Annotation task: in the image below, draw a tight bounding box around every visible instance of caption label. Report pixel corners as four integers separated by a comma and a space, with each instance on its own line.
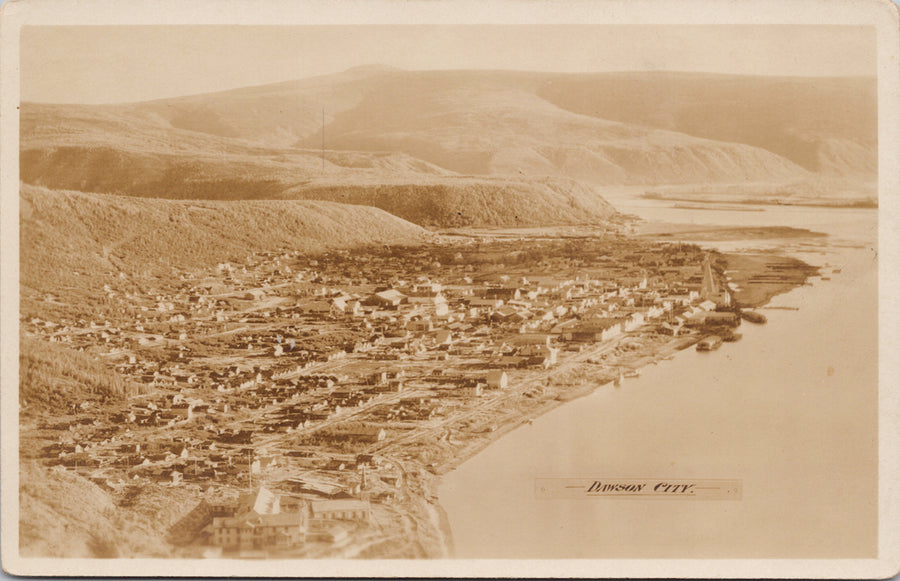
535, 478, 742, 500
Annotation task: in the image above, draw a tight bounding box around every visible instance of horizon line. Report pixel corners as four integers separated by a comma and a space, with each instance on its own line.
20, 65, 878, 107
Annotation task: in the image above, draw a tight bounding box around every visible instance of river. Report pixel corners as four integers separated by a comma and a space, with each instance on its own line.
439, 194, 878, 559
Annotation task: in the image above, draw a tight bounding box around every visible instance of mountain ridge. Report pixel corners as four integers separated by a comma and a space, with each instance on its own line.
20, 67, 877, 221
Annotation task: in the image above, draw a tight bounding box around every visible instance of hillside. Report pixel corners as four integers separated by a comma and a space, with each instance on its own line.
19, 104, 619, 227
291, 71, 812, 185
19, 336, 148, 415
20, 184, 431, 293
19, 67, 877, 214
281, 175, 618, 227
535, 71, 877, 179
117, 68, 876, 182
19, 461, 197, 558
19, 103, 454, 198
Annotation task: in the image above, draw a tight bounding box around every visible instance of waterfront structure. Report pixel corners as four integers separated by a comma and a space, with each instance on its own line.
701, 255, 732, 307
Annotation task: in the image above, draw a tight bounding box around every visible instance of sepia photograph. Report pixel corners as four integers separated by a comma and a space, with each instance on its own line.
1, 0, 898, 577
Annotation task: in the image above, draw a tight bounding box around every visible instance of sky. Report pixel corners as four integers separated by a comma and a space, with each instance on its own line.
20, 24, 877, 104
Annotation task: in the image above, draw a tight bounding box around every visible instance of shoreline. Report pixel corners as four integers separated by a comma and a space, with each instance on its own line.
419, 333, 707, 556
641, 193, 878, 210
422, 251, 813, 558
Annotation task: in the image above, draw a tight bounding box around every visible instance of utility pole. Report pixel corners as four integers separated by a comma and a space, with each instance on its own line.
321, 109, 325, 171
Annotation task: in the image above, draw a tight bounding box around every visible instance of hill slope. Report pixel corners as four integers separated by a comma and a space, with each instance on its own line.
535, 71, 876, 179
292, 71, 812, 184
281, 175, 618, 227
20, 184, 431, 293
20, 67, 876, 215
20, 104, 620, 227
120, 67, 876, 181
20, 336, 148, 415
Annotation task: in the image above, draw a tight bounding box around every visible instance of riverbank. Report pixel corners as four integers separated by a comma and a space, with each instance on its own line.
438, 232, 877, 561
722, 253, 820, 307
635, 223, 827, 241
414, 250, 811, 557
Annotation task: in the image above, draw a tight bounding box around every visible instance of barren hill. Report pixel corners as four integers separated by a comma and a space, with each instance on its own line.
20, 104, 619, 227
291, 70, 813, 184
20, 67, 877, 216
536, 71, 876, 179
280, 175, 618, 227
117, 67, 875, 182
82, 68, 876, 180
20, 184, 431, 293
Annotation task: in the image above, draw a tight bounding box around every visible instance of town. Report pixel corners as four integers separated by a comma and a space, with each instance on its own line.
20, 234, 745, 558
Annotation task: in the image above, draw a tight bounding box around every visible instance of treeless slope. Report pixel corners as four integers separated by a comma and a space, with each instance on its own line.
52, 67, 869, 182
21, 68, 875, 213
20, 184, 431, 292
137, 64, 400, 147
283, 175, 618, 228
20, 103, 454, 199
19, 104, 621, 228
536, 71, 876, 179
104, 67, 873, 181
295, 72, 811, 185
20, 461, 199, 558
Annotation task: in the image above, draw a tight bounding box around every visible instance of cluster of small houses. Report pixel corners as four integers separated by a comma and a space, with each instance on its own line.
29, 246, 741, 551
36, 249, 735, 468
24, 243, 726, 361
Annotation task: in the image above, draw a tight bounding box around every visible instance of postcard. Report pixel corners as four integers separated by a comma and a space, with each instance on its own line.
1, 0, 898, 577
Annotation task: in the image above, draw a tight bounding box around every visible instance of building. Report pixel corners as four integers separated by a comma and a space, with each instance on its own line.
369, 289, 405, 308
482, 287, 521, 301
467, 297, 504, 309
406, 290, 447, 307
211, 512, 306, 551
210, 487, 306, 551
486, 370, 509, 389
491, 305, 527, 323
310, 499, 372, 522
460, 383, 484, 397
302, 300, 334, 315
433, 329, 453, 346
407, 319, 434, 333
566, 318, 624, 343
510, 334, 551, 347
685, 311, 740, 327
523, 345, 558, 367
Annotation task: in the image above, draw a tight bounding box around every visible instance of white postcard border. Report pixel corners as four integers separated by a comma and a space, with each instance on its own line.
1, 0, 898, 577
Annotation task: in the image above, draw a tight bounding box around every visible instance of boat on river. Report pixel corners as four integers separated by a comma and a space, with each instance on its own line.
741, 310, 767, 324
696, 335, 723, 351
